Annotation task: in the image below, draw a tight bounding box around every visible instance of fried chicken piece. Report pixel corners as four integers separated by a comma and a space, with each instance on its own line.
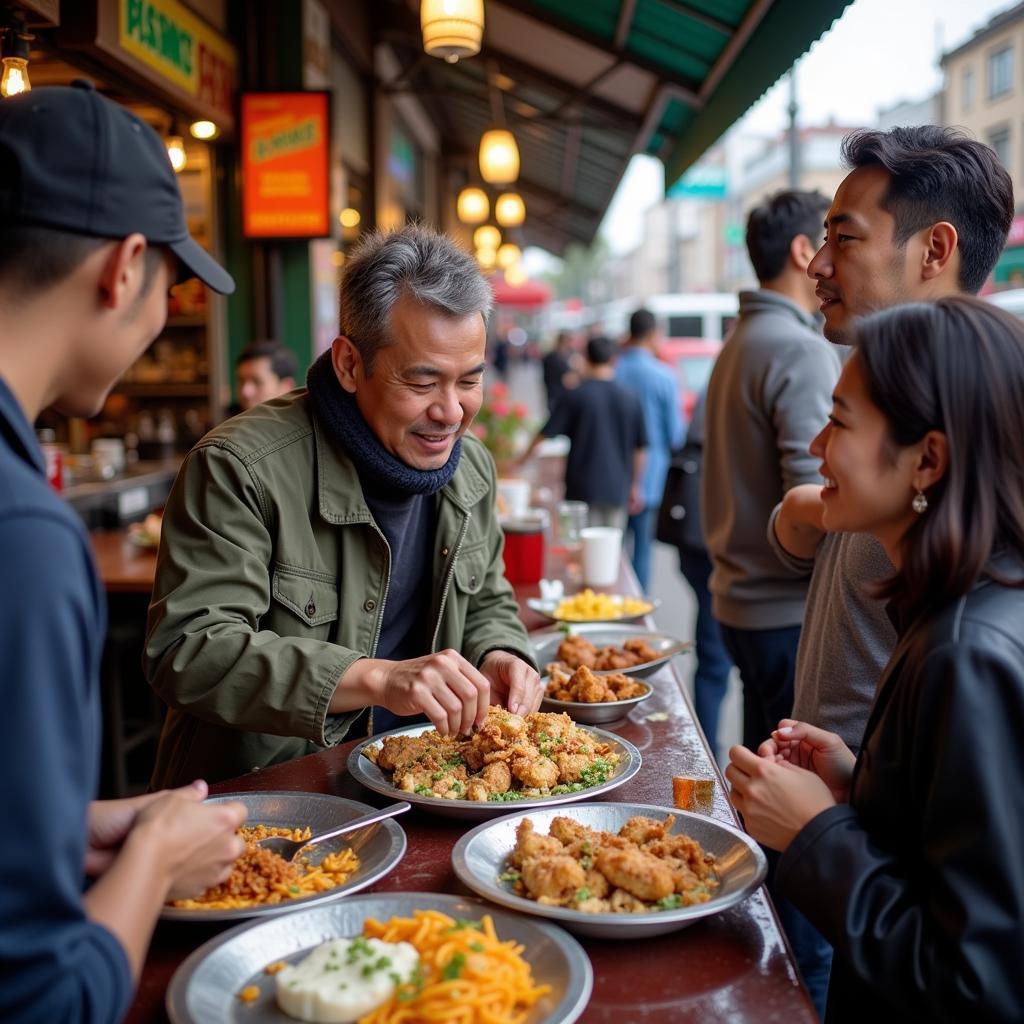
465, 780, 490, 802
471, 706, 528, 753
609, 887, 648, 913
553, 751, 594, 783
508, 819, 563, 869
520, 855, 586, 904
511, 754, 559, 790
373, 735, 434, 772
619, 814, 675, 847
624, 638, 658, 662
480, 760, 512, 794
548, 816, 597, 847
526, 711, 574, 742
594, 846, 675, 902
556, 636, 597, 669
572, 665, 612, 703
592, 646, 639, 671
605, 674, 648, 700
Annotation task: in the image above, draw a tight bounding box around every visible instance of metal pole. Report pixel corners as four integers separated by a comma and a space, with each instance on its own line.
787, 67, 801, 190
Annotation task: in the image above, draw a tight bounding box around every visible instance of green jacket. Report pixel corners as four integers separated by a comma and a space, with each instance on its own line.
144, 391, 534, 788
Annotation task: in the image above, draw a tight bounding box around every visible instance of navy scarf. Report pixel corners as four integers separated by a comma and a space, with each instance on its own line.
306, 350, 461, 496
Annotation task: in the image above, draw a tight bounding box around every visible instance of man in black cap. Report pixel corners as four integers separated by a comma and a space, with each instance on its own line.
0, 82, 245, 1022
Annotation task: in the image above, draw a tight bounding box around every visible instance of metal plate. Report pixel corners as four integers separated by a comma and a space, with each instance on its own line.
530, 623, 690, 679
526, 595, 661, 623
161, 792, 406, 922
452, 802, 767, 939
347, 723, 642, 820
166, 892, 592, 1024
540, 685, 654, 725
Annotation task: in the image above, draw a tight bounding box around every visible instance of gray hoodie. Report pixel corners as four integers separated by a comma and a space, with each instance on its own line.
701, 289, 842, 629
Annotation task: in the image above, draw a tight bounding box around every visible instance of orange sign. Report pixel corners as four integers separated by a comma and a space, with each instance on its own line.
242, 92, 330, 238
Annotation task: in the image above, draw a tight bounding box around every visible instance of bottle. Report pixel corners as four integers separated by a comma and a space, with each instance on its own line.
37, 428, 63, 492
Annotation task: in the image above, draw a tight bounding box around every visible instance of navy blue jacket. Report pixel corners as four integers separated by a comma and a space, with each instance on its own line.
0, 379, 132, 1022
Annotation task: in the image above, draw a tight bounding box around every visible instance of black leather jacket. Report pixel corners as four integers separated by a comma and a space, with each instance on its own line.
777, 566, 1024, 1023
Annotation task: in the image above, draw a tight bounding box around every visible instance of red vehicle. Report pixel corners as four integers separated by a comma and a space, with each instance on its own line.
657, 338, 723, 421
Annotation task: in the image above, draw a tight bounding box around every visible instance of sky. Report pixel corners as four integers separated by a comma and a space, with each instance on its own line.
591, 0, 1016, 256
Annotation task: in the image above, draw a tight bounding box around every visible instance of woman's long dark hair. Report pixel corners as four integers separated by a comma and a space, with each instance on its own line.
855, 296, 1024, 622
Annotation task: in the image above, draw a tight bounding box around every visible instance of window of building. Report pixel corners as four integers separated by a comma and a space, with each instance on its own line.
989, 125, 1011, 168
989, 44, 1013, 99
963, 67, 975, 112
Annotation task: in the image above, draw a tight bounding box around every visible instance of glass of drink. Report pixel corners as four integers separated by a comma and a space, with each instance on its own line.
557, 500, 588, 583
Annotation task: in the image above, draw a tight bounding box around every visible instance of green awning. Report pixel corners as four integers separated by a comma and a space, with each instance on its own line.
994, 244, 1024, 283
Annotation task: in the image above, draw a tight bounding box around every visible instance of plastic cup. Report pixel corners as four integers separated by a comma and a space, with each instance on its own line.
581, 526, 622, 587
502, 510, 548, 585
496, 478, 530, 518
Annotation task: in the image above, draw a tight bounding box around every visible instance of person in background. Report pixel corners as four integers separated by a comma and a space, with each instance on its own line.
702, 188, 840, 1017
235, 339, 297, 412
615, 308, 684, 590
657, 388, 733, 761
541, 330, 579, 411
520, 335, 647, 530
146, 225, 542, 789
728, 298, 1024, 1023
0, 83, 245, 1023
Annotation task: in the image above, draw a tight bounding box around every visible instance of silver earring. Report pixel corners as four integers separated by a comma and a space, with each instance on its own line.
912, 490, 928, 514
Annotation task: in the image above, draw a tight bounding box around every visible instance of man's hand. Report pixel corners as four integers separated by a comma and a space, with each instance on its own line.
479, 650, 543, 717
86, 781, 208, 876
757, 719, 856, 803
725, 744, 835, 852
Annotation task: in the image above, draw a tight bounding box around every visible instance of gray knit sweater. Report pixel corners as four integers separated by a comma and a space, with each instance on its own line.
701, 289, 842, 629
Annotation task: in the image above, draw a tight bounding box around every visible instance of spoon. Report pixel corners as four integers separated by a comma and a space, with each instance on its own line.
254, 801, 411, 862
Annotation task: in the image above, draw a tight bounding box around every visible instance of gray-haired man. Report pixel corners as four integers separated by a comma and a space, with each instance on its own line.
146, 225, 542, 788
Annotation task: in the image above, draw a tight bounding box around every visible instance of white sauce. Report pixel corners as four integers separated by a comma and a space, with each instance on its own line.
275, 936, 419, 1023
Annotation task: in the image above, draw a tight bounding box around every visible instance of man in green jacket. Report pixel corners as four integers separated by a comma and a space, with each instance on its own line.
145, 225, 542, 788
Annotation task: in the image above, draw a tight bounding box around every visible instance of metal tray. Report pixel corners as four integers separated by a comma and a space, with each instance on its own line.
540, 684, 654, 724
526, 595, 660, 623
166, 892, 592, 1024
161, 792, 406, 922
530, 623, 689, 679
347, 722, 641, 820
452, 802, 767, 939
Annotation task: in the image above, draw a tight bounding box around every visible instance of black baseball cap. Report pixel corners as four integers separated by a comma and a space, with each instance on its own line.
0, 80, 234, 294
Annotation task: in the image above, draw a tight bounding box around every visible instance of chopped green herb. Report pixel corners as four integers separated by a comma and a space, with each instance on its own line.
655, 894, 683, 911
487, 790, 530, 802
447, 918, 483, 931
414, 784, 433, 796
581, 841, 592, 854
469, 941, 485, 953
397, 966, 426, 1002
441, 952, 466, 980
361, 964, 375, 978
389, 972, 402, 986
573, 887, 591, 904
338, 983, 347, 990
375, 956, 392, 970
579, 746, 590, 754
288, 885, 300, 895
580, 855, 593, 870
498, 869, 521, 883
323, 963, 340, 973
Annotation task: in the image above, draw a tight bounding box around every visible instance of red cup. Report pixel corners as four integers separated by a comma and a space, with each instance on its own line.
502, 512, 546, 585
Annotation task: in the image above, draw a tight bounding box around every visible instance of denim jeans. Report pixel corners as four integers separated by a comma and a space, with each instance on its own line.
626, 506, 657, 591
676, 545, 732, 760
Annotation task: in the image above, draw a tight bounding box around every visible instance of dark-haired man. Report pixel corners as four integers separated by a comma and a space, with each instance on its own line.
521, 335, 647, 529
732, 126, 1012, 1021
702, 188, 840, 1016
767, 127, 1013, 755
0, 83, 246, 1022
236, 339, 298, 411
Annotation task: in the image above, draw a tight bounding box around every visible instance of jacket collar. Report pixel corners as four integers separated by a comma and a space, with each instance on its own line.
738, 288, 818, 330
312, 412, 489, 523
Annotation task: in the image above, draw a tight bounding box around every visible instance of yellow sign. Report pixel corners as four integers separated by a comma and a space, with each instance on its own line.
118, 0, 235, 119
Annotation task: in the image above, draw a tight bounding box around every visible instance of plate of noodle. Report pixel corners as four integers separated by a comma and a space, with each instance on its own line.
452, 802, 768, 939
166, 892, 592, 1024
161, 792, 407, 922
347, 709, 642, 820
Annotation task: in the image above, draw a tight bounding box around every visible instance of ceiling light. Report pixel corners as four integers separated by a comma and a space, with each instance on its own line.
165, 135, 186, 173
339, 207, 361, 228
496, 242, 521, 269
473, 225, 501, 250
479, 129, 519, 185
457, 186, 489, 224
189, 119, 218, 140
421, 0, 484, 64
495, 192, 525, 227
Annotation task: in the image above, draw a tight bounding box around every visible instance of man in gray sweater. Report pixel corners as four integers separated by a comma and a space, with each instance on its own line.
702, 190, 839, 753
702, 190, 840, 1018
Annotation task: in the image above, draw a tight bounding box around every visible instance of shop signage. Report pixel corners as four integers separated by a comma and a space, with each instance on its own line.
118, 0, 235, 123
242, 92, 331, 238
668, 164, 728, 200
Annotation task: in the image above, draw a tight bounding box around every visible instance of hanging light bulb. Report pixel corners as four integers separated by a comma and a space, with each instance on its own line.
420, 0, 484, 63
339, 207, 361, 229
496, 242, 521, 270
476, 246, 497, 270
0, 56, 29, 97
505, 263, 527, 286
165, 135, 186, 173
495, 192, 525, 227
473, 225, 501, 250
479, 129, 519, 185
457, 186, 489, 225
189, 119, 219, 140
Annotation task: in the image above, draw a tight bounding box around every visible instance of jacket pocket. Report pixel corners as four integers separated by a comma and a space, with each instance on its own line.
271, 565, 340, 626
453, 540, 489, 595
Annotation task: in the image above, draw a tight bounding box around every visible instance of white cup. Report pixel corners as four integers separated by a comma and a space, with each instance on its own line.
581, 526, 622, 587
496, 477, 530, 518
